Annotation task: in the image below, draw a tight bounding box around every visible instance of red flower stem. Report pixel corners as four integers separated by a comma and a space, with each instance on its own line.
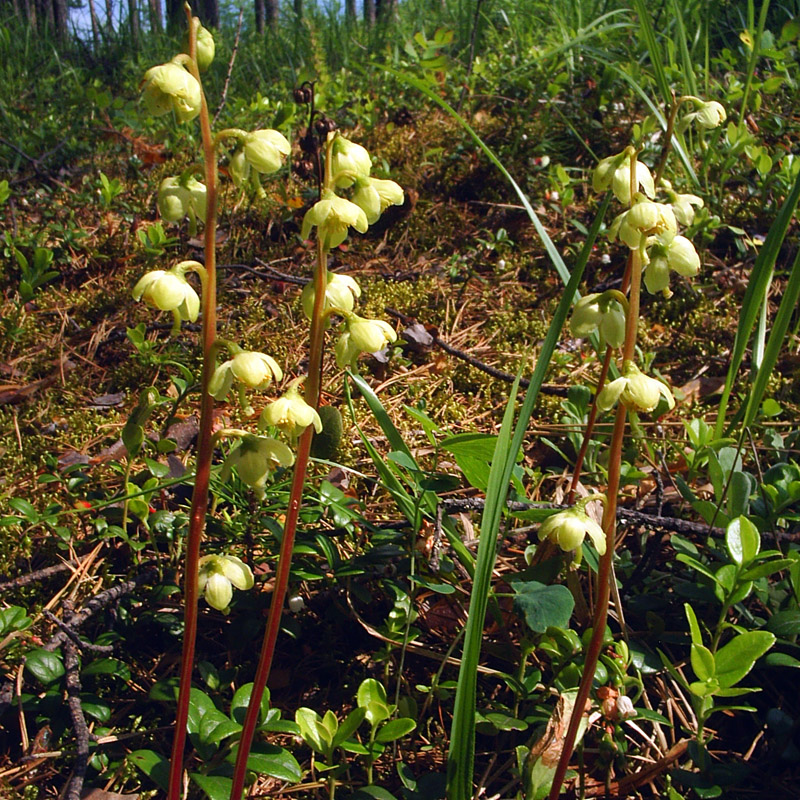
167, 10, 218, 800
548, 247, 642, 800
229, 236, 329, 800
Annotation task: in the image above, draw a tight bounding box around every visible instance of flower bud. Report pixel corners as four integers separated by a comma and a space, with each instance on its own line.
141, 62, 202, 123
195, 25, 215, 71
198, 554, 253, 613
330, 135, 372, 188
260, 379, 322, 440
301, 190, 369, 250
352, 177, 404, 225
222, 434, 295, 497
643, 253, 670, 294
693, 100, 726, 129
301, 271, 361, 321
243, 129, 291, 175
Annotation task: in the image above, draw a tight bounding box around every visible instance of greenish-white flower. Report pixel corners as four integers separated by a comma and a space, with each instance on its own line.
243, 129, 291, 174
662, 180, 704, 226
538, 502, 606, 555
335, 313, 397, 369
260, 378, 322, 440
611, 199, 678, 249
198, 554, 253, 612
330, 135, 372, 187
570, 292, 626, 348
678, 99, 726, 132
157, 176, 207, 225
132, 267, 200, 322
301, 190, 369, 250
209, 350, 283, 401
597, 360, 675, 413
301, 271, 361, 322
352, 177, 405, 224
141, 62, 202, 122
644, 235, 701, 294
221, 434, 295, 497
610, 160, 655, 206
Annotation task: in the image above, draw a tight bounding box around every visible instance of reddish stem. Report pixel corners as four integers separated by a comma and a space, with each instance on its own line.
167, 11, 218, 800
228, 238, 328, 800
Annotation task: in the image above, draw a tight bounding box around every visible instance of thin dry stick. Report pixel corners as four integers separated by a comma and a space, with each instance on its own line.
212, 5, 244, 126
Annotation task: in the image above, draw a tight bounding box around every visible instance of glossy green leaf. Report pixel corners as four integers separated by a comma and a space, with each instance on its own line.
714, 631, 776, 688
691, 644, 716, 682
375, 717, 416, 743
25, 648, 65, 684
128, 749, 170, 791
190, 773, 232, 800
726, 517, 760, 566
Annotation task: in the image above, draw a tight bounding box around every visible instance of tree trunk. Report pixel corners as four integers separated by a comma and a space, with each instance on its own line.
148, 0, 162, 33
293, 0, 301, 20
266, 0, 277, 29
199, 0, 218, 28
165, 0, 182, 33
105, 0, 114, 32
345, 0, 355, 21
364, 0, 374, 26
88, 0, 100, 43
254, 0, 264, 33
127, 0, 139, 45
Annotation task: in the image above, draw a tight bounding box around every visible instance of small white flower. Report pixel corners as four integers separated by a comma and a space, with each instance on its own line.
330, 135, 372, 187
335, 314, 397, 369
538, 502, 606, 555
221, 434, 295, 498
301, 271, 361, 321
597, 360, 675, 413
198, 554, 254, 613
260, 378, 322, 440
132, 266, 200, 322
141, 61, 202, 122
301, 190, 369, 250
209, 350, 283, 402
351, 177, 404, 225
243, 129, 291, 175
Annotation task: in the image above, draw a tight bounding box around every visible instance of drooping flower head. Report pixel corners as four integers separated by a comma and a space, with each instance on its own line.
301, 190, 369, 250
141, 61, 202, 122
538, 495, 607, 556
570, 291, 627, 349
597, 360, 675, 414
335, 313, 398, 369
330, 134, 372, 188
132, 261, 205, 334
209, 350, 283, 406
243, 129, 291, 175
220, 434, 295, 498
351, 177, 405, 225
198, 554, 253, 613
301, 271, 362, 322
157, 175, 207, 229
260, 377, 322, 441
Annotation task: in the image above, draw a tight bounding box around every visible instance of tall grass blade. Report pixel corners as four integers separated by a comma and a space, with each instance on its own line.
446, 194, 610, 799
742, 245, 800, 429
630, 0, 673, 104
713, 167, 800, 439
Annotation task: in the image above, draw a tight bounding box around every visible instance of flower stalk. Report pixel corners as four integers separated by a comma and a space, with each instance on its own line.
166, 9, 218, 800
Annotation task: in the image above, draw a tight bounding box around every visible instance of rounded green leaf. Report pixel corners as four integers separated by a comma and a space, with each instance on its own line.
726, 517, 760, 566
715, 631, 776, 688
25, 649, 65, 684
375, 717, 416, 743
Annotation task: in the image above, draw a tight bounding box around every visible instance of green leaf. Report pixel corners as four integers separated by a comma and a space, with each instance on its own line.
25, 649, 65, 684
765, 609, 800, 637
295, 707, 326, 753
350, 787, 399, 800
512, 582, 575, 633
0, 606, 31, 635
8, 498, 39, 523
332, 707, 367, 748
725, 517, 760, 566
375, 717, 416, 742
81, 658, 131, 680
685, 603, 704, 648
762, 652, 800, 668
235, 743, 302, 782
690, 644, 716, 682
740, 558, 795, 581
231, 683, 270, 725
190, 773, 233, 800
128, 749, 170, 791
714, 631, 776, 688
186, 688, 217, 734
357, 679, 392, 725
